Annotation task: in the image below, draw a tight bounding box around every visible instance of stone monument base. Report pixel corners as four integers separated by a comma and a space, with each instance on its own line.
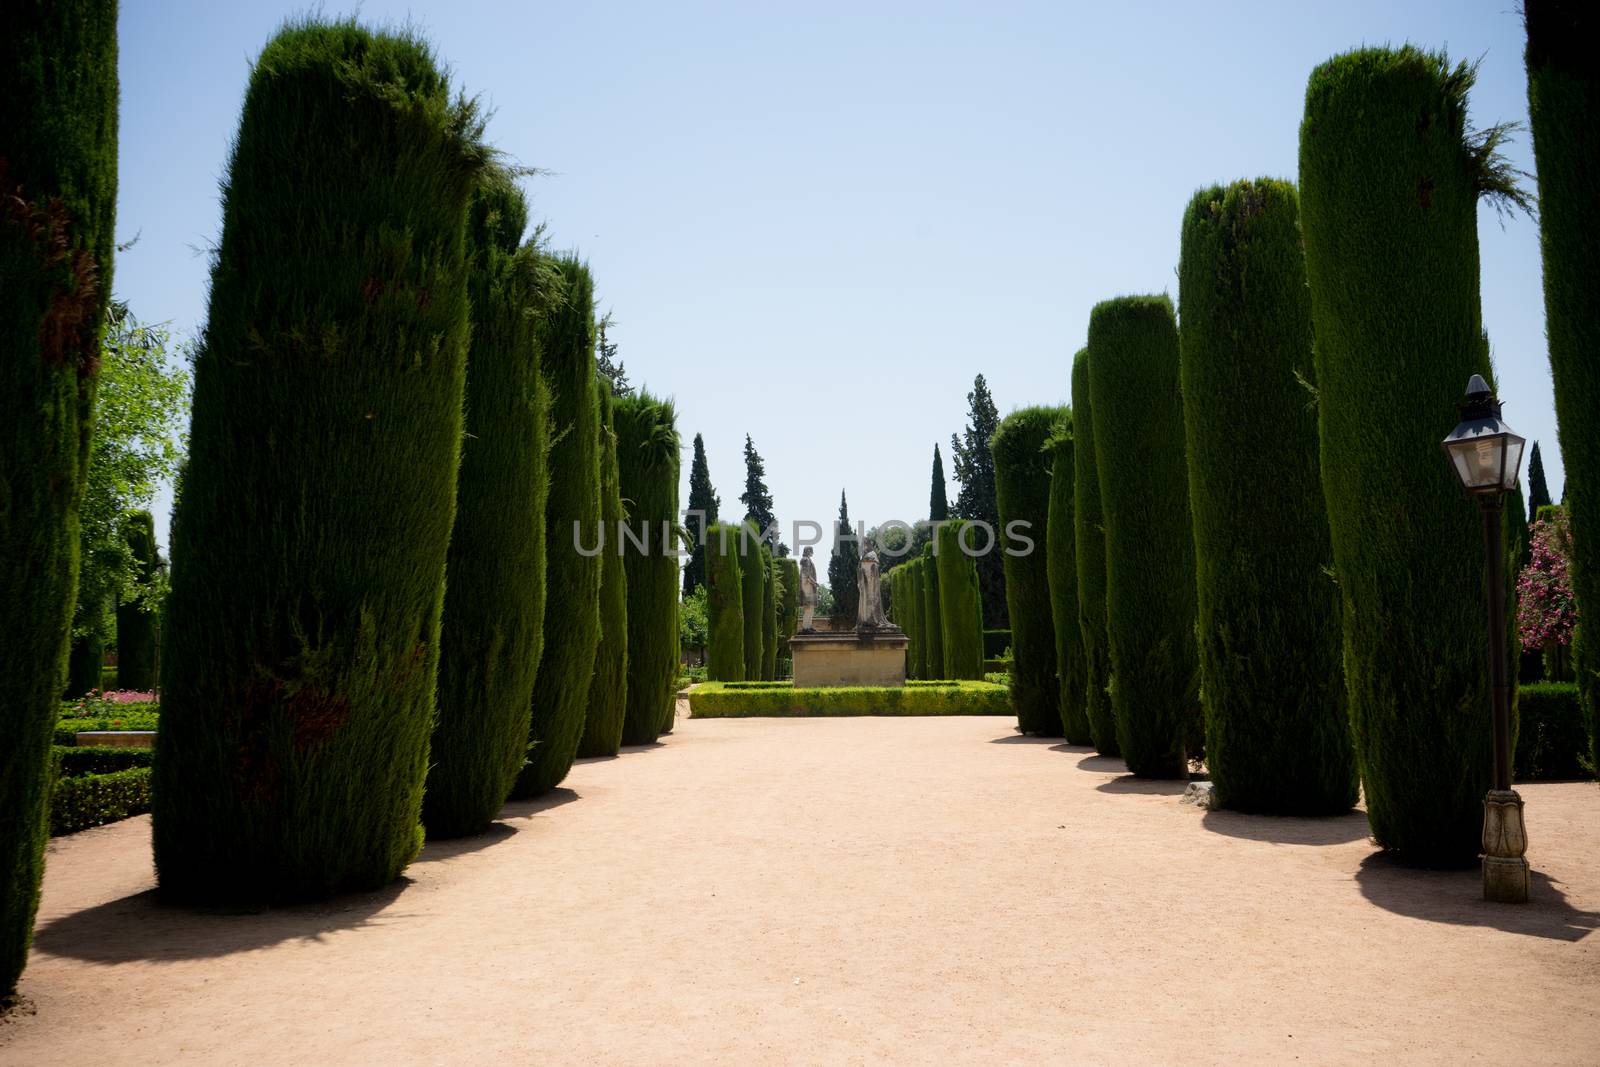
789, 629, 908, 688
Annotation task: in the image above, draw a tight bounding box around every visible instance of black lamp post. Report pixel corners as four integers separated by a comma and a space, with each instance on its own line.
1441, 374, 1529, 904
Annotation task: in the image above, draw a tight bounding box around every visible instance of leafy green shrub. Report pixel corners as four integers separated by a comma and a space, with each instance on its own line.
1514, 682, 1591, 780
689, 680, 1010, 717
1525, 2, 1600, 772
935, 522, 986, 680
578, 378, 630, 757
53, 745, 153, 777
423, 171, 550, 838
0, 0, 117, 983
115, 512, 160, 691
152, 20, 485, 902
615, 391, 682, 745
51, 768, 151, 836
1045, 418, 1091, 744
1178, 179, 1355, 814
992, 406, 1066, 736
706, 523, 746, 681
921, 547, 945, 679
1088, 297, 1198, 776
1071, 349, 1117, 756
982, 630, 1012, 658
513, 257, 603, 798
1300, 47, 1510, 862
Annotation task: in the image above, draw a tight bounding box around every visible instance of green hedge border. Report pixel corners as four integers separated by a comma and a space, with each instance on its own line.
51, 768, 152, 836
688, 680, 1009, 717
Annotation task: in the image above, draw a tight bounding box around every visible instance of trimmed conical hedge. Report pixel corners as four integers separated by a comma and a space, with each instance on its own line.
115, 512, 160, 692
1178, 179, 1354, 814
1087, 297, 1198, 776
761, 548, 778, 680
740, 522, 765, 679
992, 406, 1065, 736
1, 0, 118, 993
615, 390, 681, 746
578, 377, 629, 757
512, 255, 603, 798
152, 20, 485, 900
1045, 420, 1091, 745
1525, 2, 1600, 770
935, 522, 985, 679
422, 173, 550, 838
1071, 349, 1116, 755
1300, 47, 1506, 861
706, 522, 746, 681
921, 545, 945, 678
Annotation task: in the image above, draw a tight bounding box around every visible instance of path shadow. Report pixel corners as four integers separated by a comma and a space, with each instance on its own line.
1049, 743, 1096, 755
1201, 808, 1371, 846
1354, 853, 1600, 942
619, 741, 666, 754
33, 878, 411, 965
1096, 775, 1190, 796
1075, 754, 1126, 774
989, 734, 1060, 745
498, 787, 580, 821
413, 821, 517, 863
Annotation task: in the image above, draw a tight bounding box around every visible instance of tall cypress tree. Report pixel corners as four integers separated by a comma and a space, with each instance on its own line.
828, 490, 860, 626
423, 173, 550, 838
920, 544, 945, 678
1526, 3, 1600, 767
1045, 420, 1091, 745
1, 0, 117, 990
1072, 349, 1117, 755
741, 434, 777, 546
1179, 178, 1355, 814
116, 511, 161, 692
1088, 297, 1199, 776
705, 522, 745, 681
615, 391, 681, 746
683, 432, 719, 597
992, 406, 1066, 736
1301, 46, 1519, 861
950, 374, 1006, 626
152, 20, 484, 901
1526, 442, 1552, 517
761, 547, 778, 680
935, 522, 985, 679
740, 520, 765, 678
578, 377, 629, 757
512, 257, 603, 798
929, 444, 950, 522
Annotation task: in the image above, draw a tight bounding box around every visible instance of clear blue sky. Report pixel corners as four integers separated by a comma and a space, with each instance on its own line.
117, 0, 1560, 554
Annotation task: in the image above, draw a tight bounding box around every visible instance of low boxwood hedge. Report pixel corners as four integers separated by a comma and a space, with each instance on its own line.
1515, 682, 1591, 781
51, 768, 153, 836
688, 680, 1009, 717
54, 746, 155, 777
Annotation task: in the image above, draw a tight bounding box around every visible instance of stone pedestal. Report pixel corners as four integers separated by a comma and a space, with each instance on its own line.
789, 629, 908, 688
73, 730, 156, 749
1482, 789, 1530, 904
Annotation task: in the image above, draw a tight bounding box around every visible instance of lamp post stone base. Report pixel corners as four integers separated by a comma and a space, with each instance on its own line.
1481, 789, 1529, 904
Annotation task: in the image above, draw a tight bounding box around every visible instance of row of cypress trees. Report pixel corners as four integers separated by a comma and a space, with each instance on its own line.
995, 43, 1543, 867
149, 20, 685, 915
705, 523, 794, 681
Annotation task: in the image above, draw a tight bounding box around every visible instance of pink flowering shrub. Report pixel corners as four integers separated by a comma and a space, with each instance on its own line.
63, 689, 159, 718
1517, 513, 1578, 650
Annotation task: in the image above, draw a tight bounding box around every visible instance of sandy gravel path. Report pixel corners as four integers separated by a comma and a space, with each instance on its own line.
4, 711, 1598, 1065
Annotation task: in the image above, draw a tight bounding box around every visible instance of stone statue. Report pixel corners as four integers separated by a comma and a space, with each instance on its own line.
798, 547, 818, 632
855, 539, 891, 631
